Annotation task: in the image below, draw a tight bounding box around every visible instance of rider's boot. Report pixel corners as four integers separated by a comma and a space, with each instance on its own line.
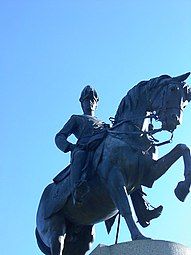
130, 188, 163, 228
73, 180, 90, 207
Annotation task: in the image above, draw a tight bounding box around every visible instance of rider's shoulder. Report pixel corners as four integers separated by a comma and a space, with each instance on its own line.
70, 114, 84, 119
69, 114, 86, 122
69, 114, 96, 124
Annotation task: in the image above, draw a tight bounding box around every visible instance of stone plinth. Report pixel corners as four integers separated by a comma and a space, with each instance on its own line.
90, 240, 191, 255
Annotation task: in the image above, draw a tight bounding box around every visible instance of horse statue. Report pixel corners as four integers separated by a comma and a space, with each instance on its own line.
36, 72, 191, 255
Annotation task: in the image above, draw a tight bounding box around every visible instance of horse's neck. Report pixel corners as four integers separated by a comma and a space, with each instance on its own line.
117, 109, 147, 133
114, 108, 154, 148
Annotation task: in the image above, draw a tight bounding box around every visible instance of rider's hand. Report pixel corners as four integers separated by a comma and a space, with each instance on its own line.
69, 143, 76, 152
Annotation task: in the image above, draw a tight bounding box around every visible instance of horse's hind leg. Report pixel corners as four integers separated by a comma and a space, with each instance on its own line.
48, 214, 66, 255
63, 224, 94, 255
149, 144, 191, 202
50, 234, 65, 255
107, 167, 149, 240
35, 228, 51, 255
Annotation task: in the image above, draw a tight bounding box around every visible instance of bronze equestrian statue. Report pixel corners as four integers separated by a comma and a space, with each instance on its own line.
36, 72, 191, 255
54, 85, 162, 224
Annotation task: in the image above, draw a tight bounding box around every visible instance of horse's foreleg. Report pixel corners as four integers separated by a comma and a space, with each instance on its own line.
150, 144, 191, 201
107, 168, 149, 240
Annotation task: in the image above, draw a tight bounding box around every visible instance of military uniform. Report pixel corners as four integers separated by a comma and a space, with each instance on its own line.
55, 114, 107, 153
55, 114, 108, 204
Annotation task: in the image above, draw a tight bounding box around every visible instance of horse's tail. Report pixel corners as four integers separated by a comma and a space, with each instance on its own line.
35, 228, 51, 255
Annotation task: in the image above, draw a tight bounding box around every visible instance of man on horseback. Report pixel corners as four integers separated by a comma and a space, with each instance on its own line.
55, 85, 163, 227
55, 85, 107, 205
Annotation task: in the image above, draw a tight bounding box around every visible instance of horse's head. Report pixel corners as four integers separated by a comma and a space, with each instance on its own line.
151, 72, 191, 132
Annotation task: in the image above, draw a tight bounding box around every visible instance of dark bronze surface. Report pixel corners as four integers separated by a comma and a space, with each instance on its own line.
36, 73, 191, 255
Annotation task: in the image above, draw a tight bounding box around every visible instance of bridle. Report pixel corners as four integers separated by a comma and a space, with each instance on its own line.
108, 81, 188, 149
108, 85, 177, 147
108, 114, 174, 147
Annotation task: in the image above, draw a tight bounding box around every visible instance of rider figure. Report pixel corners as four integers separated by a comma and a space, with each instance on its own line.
55, 85, 163, 227
55, 85, 107, 205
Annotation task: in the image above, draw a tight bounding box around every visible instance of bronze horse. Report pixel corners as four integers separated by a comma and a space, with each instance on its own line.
36, 73, 191, 255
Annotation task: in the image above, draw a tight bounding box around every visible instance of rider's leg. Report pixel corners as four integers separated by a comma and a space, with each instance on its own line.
70, 149, 86, 188
70, 149, 88, 205
130, 188, 163, 228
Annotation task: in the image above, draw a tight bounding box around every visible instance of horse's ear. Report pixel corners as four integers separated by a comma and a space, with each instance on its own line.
172, 72, 190, 82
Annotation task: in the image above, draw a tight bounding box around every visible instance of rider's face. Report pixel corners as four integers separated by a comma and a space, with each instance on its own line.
81, 98, 98, 115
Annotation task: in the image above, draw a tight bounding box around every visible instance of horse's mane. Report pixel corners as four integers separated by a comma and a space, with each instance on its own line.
114, 75, 171, 122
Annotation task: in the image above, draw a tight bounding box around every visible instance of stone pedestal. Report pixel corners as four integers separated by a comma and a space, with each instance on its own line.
90, 240, 191, 255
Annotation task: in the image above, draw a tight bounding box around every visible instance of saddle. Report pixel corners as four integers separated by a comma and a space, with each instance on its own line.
53, 164, 71, 184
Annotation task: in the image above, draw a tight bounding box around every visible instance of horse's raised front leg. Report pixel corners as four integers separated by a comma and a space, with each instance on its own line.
106, 167, 149, 240
150, 144, 191, 202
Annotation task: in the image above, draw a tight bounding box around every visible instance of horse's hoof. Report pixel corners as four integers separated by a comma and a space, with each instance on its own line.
174, 181, 190, 202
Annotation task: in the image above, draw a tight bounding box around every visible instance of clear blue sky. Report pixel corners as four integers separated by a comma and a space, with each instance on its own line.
1, 1, 191, 254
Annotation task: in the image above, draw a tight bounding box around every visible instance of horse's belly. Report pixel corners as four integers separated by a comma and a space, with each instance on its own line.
63, 180, 118, 225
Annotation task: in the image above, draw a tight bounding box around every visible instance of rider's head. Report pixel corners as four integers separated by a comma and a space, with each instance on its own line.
79, 85, 99, 116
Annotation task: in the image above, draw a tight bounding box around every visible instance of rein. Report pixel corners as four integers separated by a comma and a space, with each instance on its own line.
109, 113, 158, 128
108, 113, 174, 147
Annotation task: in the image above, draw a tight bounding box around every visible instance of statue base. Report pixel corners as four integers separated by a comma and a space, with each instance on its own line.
90, 240, 191, 255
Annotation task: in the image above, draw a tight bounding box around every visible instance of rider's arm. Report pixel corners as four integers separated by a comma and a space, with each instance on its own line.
55, 115, 77, 153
